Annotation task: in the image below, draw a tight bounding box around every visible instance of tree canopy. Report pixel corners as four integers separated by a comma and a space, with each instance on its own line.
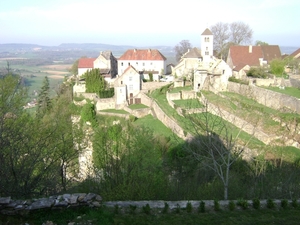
174, 40, 192, 62
83, 68, 107, 94
210, 21, 253, 59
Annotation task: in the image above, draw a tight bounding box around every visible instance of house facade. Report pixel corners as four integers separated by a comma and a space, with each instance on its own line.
77, 51, 118, 80
114, 66, 141, 105
227, 45, 282, 78
117, 49, 167, 78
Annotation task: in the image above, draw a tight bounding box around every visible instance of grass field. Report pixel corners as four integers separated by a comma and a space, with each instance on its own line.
264, 86, 300, 99
2, 206, 300, 225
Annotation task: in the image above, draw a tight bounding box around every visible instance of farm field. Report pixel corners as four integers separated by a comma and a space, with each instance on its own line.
0, 58, 71, 101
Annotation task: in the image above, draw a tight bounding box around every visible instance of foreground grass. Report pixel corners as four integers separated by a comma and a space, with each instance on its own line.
2, 206, 300, 225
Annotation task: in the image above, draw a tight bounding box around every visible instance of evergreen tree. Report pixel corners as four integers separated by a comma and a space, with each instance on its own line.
84, 68, 107, 94
37, 76, 51, 117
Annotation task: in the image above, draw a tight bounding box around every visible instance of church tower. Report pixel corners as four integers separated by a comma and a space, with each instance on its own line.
201, 28, 213, 63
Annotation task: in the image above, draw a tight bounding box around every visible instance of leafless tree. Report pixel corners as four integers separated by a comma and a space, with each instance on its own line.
174, 40, 192, 62
183, 102, 254, 200
229, 21, 253, 45
210, 21, 253, 59
210, 22, 230, 60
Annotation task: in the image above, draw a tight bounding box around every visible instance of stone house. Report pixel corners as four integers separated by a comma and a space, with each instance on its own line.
77, 51, 118, 82
117, 49, 167, 80
114, 65, 142, 106
226, 45, 282, 79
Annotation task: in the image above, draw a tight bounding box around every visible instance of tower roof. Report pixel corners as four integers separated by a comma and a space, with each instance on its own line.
201, 28, 213, 35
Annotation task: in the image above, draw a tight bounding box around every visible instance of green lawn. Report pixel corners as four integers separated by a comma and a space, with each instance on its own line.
99, 109, 129, 114
128, 104, 149, 110
173, 99, 204, 109
168, 85, 193, 93
3, 206, 300, 225
264, 86, 300, 99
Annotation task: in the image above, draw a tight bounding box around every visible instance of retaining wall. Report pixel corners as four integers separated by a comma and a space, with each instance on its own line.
228, 82, 300, 113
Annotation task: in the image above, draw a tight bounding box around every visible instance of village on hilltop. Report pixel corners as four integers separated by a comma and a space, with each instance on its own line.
73, 28, 300, 111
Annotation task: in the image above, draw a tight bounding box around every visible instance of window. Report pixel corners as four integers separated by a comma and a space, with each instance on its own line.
206, 47, 208, 50
205, 37, 210, 42
143, 62, 145, 66
129, 76, 132, 81
129, 84, 133, 90
121, 62, 123, 66
128, 62, 130, 66
136, 62, 138, 65
205, 51, 209, 55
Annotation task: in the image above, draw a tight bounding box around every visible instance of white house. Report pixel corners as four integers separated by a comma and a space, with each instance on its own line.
118, 49, 167, 79
77, 51, 118, 81
114, 66, 142, 105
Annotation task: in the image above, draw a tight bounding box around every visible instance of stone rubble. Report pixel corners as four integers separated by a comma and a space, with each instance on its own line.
0, 193, 102, 215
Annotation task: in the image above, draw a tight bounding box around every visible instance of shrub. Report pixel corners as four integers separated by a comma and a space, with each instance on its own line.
252, 198, 260, 210
175, 203, 181, 214
149, 73, 153, 82
214, 200, 220, 211
281, 199, 288, 209
114, 204, 119, 214
186, 202, 192, 213
129, 205, 137, 214
228, 76, 249, 85
142, 204, 151, 215
267, 199, 275, 209
247, 67, 268, 78
237, 199, 248, 210
291, 199, 298, 208
162, 202, 169, 214
229, 200, 236, 211
198, 201, 205, 213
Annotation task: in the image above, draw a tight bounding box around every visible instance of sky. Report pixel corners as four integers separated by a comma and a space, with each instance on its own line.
1, 0, 299, 48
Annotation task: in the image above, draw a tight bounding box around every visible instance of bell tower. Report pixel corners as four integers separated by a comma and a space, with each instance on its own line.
201, 28, 213, 63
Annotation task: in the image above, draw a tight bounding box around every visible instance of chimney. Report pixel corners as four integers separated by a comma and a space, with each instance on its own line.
249, 45, 252, 53
134, 49, 137, 53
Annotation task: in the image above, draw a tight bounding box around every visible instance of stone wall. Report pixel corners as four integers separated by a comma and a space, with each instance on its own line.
138, 92, 192, 140
290, 77, 300, 88
227, 82, 300, 113
123, 106, 151, 118
0, 193, 102, 215
95, 97, 116, 111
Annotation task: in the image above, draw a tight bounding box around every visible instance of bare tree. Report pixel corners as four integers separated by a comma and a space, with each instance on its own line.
183, 102, 253, 200
210, 22, 230, 60
210, 21, 253, 59
229, 21, 253, 45
174, 40, 192, 62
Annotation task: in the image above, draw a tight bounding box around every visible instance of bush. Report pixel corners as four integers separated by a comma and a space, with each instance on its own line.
114, 204, 119, 214
198, 201, 205, 213
237, 199, 248, 210
247, 67, 268, 78
129, 205, 137, 214
291, 199, 298, 208
229, 200, 236, 211
186, 202, 192, 213
142, 204, 151, 215
281, 199, 288, 209
228, 76, 249, 85
175, 203, 181, 214
267, 199, 275, 209
252, 198, 260, 210
214, 200, 221, 211
162, 202, 169, 214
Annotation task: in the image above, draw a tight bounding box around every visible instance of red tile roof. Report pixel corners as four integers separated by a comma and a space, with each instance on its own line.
291, 48, 300, 59
228, 45, 281, 68
78, 58, 96, 68
229, 46, 262, 67
119, 49, 166, 61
